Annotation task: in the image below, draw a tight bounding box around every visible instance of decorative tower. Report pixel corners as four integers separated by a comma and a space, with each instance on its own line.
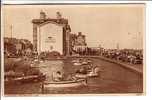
40, 10, 46, 19
56, 11, 62, 19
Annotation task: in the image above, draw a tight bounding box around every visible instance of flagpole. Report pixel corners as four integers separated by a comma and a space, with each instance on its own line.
39, 26, 41, 55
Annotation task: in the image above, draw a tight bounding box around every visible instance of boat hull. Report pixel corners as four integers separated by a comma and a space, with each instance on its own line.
43, 79, 86, 88
5, 75, 46, 84
73, 63, 82, 66
75, 73, 99, 78
81, 62, 88, 65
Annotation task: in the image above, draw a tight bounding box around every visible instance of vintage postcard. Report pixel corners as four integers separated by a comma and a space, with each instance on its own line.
1, 4, 145, 96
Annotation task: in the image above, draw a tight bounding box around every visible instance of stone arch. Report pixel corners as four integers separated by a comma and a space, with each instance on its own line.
32, 12, 71, 56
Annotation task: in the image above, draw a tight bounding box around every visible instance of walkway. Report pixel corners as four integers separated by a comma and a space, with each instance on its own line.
69, 56, 143, 74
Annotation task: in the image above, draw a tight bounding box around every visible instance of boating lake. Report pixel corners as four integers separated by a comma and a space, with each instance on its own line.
4, 58, 143, 95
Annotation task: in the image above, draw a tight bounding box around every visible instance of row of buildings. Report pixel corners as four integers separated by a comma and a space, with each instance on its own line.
4, 31, 101, 57
4, 37, 33, 57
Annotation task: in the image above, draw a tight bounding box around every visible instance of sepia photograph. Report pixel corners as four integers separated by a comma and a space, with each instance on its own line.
1, 4, 145, 96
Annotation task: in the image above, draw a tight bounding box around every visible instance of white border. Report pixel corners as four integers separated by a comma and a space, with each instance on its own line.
1, 0, 152, 100
146, 1, 152, 98
1, 0, 151, 4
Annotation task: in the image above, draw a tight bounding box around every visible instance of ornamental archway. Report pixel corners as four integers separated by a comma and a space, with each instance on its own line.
32, 11, 71, 56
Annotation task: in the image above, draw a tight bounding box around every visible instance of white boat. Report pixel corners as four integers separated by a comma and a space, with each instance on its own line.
87, 72, 98, 77
81, 61, 88, 65
73, 62, 82, 66
75, 71, 99, 78
75, 74, 88, 78
43, 79, 87, 88
34, 59, 38, 62
5, 74, 46, 84
40, 60, 44, 63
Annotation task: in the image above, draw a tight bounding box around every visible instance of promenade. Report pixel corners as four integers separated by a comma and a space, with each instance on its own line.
98, 56, 143, 74
69, 56, 143, 74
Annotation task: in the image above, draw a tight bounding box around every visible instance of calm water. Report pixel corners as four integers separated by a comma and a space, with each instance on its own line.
4, 58, 143, 95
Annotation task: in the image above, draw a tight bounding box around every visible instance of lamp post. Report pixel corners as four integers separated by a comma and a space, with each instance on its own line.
99, 44, 102, 56
38, 26, 41, 55
10, 25, 13, 39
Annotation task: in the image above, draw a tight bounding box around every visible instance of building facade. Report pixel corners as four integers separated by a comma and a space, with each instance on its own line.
70, 32, 87, 55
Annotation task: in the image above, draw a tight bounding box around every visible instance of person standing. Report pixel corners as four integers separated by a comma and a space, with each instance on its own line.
53, 71, 63, 82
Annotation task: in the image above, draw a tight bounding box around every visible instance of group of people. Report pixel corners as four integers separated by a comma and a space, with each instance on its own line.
52, 71, 63, 82
102, 49, 143, 64
52, 71, 77, 82
75, 63, 100, 75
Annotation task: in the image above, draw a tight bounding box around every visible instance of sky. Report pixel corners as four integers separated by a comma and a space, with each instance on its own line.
3, 4, 145, 49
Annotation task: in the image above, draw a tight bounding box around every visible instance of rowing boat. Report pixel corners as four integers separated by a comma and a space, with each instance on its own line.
43, 79, 87, 88
73, 62, 82, 66
75, 71, 99, 78
5, 74, 46, 84
81, 61, 88, 65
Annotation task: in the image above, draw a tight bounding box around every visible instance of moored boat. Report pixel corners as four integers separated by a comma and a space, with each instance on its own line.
87, 72, 98, 77
75, 72, 99, 78
75, 74, 88, 78
5, 74, 46, 84
73, 62, 82, 66
81, 61, 88, 65
43, 79, 87, 88
75, 67, 100, 78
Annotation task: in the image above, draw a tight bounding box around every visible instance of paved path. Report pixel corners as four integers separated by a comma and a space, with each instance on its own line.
69, 56, 143, 74
97, 56, 143, 74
